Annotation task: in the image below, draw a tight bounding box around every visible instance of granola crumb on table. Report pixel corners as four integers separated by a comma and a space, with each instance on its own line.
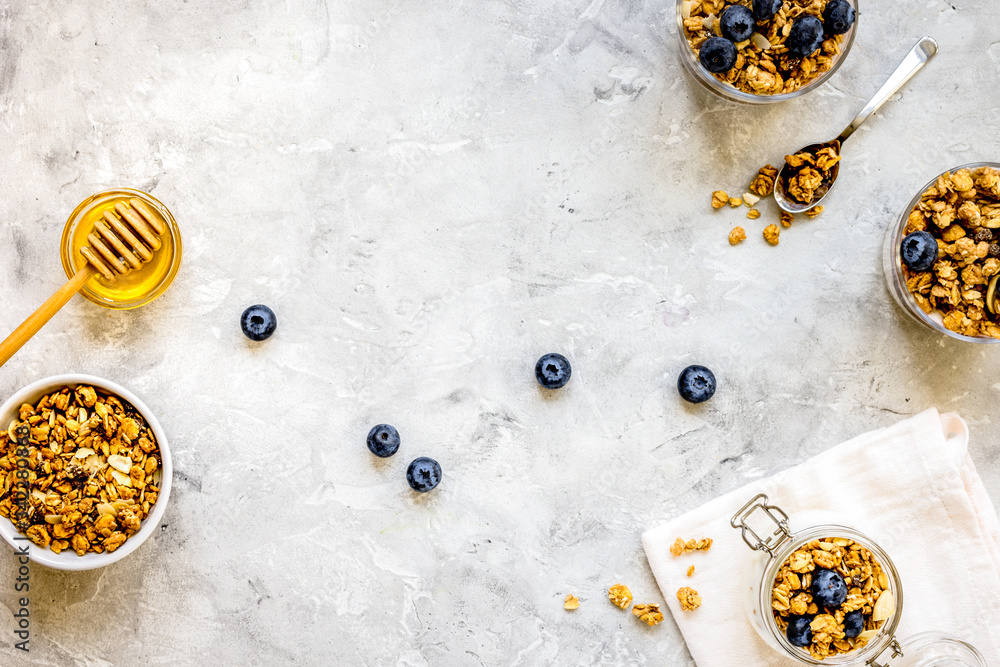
686, 565, 695, 577
564, 594, 580, 610
729, 226, 748, 245
670, 536, 713, 556
764, 224, 781, 245
682, 0, 847, 96
712, 190, 730, 209
633, 603, 665, 625
902, 166, 1000, 339
608, 584, 633, 610
0, 386, 161, 556
747, 208, 762, 220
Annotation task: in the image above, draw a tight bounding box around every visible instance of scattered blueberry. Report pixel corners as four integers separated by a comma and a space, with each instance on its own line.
677, 365, 717, 404
843, 610, 865, 638
241, 304, 277, 341
366, 424, 400, 458
719, 5, 755, 42
811, 568, 848, 608
535, 353, 572, 389
786, 16, 824, 57
786, 615, 814, 647
900, 231, 939, 271
752, 0, 783, 22
406, 457, 442, 493
699, 37, 738, 74
822, 0, 856, 35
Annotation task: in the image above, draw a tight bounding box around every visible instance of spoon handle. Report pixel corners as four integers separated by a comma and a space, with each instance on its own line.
837, 36, 938, 144
0, 266, 96, 368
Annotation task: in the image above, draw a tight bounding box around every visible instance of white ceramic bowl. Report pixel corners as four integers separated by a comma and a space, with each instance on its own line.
0, 374, 171, 570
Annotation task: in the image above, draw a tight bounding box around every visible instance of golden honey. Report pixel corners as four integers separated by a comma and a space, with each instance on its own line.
61, 189, 181, 310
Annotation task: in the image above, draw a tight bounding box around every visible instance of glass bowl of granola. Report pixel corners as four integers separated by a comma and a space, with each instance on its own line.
0, 375, 172, 570
677, 0, 859, 104
883, 162, 1000, 343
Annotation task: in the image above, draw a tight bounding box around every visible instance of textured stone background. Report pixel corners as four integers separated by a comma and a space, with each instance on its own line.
0, 0, 998, 664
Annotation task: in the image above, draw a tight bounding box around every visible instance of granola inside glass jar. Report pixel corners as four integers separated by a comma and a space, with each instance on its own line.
769, 534, 896, 661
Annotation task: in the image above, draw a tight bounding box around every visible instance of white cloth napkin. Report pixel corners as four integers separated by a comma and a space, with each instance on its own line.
642, 409, 1000, 665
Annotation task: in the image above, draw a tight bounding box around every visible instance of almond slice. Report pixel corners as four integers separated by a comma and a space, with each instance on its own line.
750, 33, 771, 50
108, 454, 132, 474
111, 470, 132, 487
96, 503, 118, 517
857, 629, 879, 643
872, 590, 895, 622
74, 447, 95, 459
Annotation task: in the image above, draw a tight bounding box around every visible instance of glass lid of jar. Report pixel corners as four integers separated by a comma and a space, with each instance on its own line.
880, 632, 986, 667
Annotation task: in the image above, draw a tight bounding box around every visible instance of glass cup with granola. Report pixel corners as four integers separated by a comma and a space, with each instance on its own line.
884, 163, 1000, 344
677, 0, 859, 104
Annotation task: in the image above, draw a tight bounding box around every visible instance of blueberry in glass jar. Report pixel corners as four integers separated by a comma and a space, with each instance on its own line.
752, 0, 783, 22
811, 568, 848, 608
786, 615, 814, 647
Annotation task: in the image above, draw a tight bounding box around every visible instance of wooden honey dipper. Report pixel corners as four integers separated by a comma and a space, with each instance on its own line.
0, 198, 165, 367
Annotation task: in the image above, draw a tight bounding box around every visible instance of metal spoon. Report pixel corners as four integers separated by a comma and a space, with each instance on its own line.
774, 36, 938, 214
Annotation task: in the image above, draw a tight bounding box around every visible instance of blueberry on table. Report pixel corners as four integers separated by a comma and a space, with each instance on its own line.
366, 424, 400, 458
900, 231, 939, 271
811, 568, 848, 608
843, 610, 865, 638
677, 365, 716, 404
698, 37, 738, 74
822, 0, 856, 35
786, 615, 814, 647
535, 353, 572, 389
719, 5, 755, 42
241, 304, 277, 341
752, 0, 783, 22
406, 457, 442, 493
786, 16, 824, 58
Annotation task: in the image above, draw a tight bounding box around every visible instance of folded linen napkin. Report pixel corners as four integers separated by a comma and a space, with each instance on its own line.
642, 409, 1000, 665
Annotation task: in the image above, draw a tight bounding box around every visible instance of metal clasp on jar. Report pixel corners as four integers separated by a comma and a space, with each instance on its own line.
866, 638, 903, 666
730, 493, 793, 557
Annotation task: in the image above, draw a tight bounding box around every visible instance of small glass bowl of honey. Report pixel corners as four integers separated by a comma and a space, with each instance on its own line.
60, 188, 181, 310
